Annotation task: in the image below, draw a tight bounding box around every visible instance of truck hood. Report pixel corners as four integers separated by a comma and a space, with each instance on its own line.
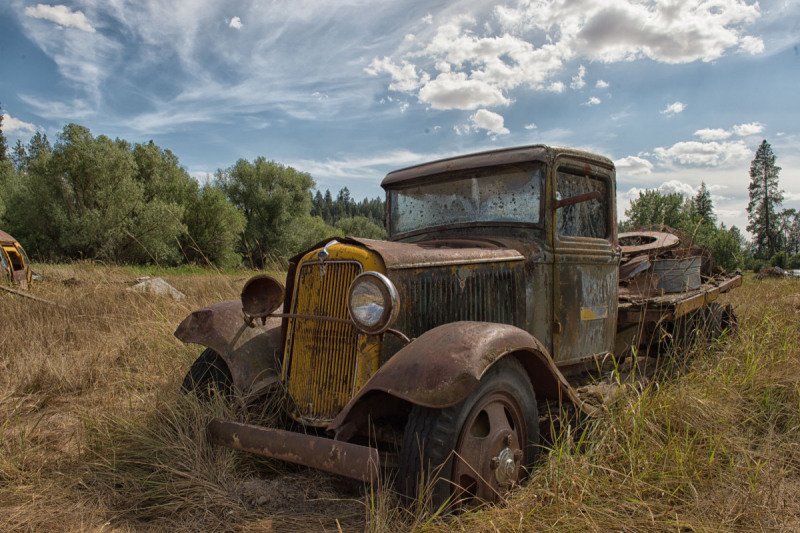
328, 237, 524, 270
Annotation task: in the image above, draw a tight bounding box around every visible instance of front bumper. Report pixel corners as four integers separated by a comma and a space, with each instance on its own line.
208, 419, 380, 482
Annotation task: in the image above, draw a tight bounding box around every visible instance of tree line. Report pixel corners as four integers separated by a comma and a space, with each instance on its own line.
0, 113, 795, 271
0, 118, 385, 268
623, 140, 799, 271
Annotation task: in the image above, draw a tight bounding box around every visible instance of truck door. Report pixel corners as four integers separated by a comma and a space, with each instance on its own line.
552, 161, 618, 366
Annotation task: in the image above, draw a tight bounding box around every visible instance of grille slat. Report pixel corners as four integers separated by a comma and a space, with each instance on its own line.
285, 261, 362, 423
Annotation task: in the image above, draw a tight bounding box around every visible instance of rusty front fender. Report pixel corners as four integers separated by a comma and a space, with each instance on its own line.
329, 321, 584, 433
174, 300, 282, 395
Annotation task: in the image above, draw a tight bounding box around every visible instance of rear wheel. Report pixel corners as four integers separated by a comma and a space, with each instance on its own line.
181, 348, 233, 398
398, 357, 539, 509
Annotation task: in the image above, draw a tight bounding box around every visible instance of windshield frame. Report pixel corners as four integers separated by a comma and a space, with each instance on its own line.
386, 162, 545, 240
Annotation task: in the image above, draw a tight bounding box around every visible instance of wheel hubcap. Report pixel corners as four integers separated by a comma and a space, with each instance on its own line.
451, 391, 527, 504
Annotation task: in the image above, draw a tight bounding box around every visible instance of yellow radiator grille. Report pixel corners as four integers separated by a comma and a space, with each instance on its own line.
285, 260, 362, 423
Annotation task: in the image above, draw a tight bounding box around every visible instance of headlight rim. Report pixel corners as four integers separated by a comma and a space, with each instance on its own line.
347, 271, 399, 335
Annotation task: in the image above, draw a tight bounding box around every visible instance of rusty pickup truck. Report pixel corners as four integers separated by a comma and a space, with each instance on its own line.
175, 145, 741, 507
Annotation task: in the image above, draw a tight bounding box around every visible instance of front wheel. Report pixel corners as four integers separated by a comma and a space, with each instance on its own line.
397, 357, 539, 509
181, 348, 233, 399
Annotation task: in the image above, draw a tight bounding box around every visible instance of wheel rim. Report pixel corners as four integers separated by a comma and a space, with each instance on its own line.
451, 390, 527, 504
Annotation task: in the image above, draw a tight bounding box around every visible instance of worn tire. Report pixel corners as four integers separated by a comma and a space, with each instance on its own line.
397, 357, 539, 510
181, 348, 233, 398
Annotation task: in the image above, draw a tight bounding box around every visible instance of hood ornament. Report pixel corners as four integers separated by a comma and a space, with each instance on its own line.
318, 239, 339, 278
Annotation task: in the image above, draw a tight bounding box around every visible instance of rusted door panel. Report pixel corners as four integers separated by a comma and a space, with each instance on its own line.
526, 259, 554, 353
554, 249, 617, 363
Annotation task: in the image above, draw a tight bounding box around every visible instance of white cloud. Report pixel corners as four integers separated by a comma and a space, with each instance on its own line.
661, 101, 686, 115
471, 109, 509, 135
418, 72, 510, 110
368, 0, 765, 112
365, 57, 430, 93
229, 16, 243, 30
288, 149, 447, 180
614, 155, 653, 175
1, 114, 37, 134
596, 79, 609, 89
732, 121, 764, 136
659, 180, 697, 197
692, 122, 764, 141
570, 65, 586, 89
547, 81, 566, 93
524, 122, 537, 130
422, 13, 433, 24
24, 4, 95, 32
694, 128, 732, 141
583, 96, 601, 106
654, 140, 750, 166
738, 35, 765, 55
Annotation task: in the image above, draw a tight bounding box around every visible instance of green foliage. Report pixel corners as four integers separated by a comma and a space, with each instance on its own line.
4, 124, 187, 264
293, 216, 344, 254
216, 157, 315, 266
132, 141, 198, 205
691, 182, 715, 225
11, 140, 26, 173
312, 186, 384, 226
0, 159, 15, 220
182, 185, 246, 268
624, 188, 744, 271
334, 215, 387, 239
624, 189, 687, 229
780, 208, 799, 256
747, 140, 783, 258
770, 251, 788, 269
0, 103, 8, 161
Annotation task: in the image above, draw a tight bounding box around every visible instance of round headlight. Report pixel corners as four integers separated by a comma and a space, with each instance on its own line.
348, 272, 399, 335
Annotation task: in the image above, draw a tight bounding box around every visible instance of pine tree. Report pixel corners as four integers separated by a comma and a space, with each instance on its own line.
27, 131, 51, 160
691, 181, 715, 225
746, 140, 784, 258
11, 140, 27, 173
0, 103, 8, 161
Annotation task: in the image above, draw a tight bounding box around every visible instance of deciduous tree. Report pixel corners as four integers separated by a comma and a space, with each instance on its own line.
216, 157, 315, 266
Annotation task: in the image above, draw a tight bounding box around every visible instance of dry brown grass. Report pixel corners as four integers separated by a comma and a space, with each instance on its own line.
1, 265, 798, 532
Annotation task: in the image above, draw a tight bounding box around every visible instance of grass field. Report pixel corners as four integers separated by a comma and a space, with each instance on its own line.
1, 264, 798, 532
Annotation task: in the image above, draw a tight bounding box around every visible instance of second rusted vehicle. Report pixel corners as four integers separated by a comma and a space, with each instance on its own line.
175, 145, 740, 507
0, 230, 32, 289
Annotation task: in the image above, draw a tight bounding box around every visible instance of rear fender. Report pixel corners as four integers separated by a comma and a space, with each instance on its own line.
174, 300, 282, 394
329, 321, 584, 433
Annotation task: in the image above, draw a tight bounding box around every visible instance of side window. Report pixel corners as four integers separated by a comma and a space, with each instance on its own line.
556, 169, 608, 239
3, 247, 24, 270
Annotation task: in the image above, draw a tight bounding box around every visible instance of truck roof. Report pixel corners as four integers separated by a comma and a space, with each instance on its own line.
381, 144, 614, 188
0, 230, 17, 244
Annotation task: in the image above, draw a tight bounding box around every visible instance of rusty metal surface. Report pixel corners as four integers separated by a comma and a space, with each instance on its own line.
339, 236, 524, 270
330, 321, 585, 432
1, 230, 32, 288
174, 300, 282, 394
619, 231, 680, 256
0, 230, 15, 243
381, 144, 613, 187
617, 274, 743, 326
387, 261, 526, 353
241, 275, 284, 320
208, 419, 380, 482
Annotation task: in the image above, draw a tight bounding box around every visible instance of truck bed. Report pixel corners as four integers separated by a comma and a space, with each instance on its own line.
617, 274, 743, 326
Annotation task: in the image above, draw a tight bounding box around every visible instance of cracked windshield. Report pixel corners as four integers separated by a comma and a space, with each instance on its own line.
390, 165, 543, 235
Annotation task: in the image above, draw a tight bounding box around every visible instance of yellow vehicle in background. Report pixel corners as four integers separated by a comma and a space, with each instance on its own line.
1, 230, 32, 289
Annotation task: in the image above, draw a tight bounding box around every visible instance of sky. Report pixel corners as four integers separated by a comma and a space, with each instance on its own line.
1, 0, 799, 232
